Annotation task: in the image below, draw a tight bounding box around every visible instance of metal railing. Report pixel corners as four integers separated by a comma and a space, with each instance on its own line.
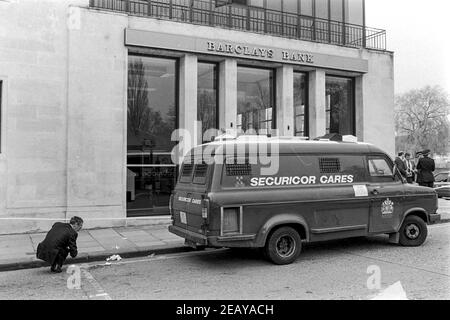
89, 0, 386, 51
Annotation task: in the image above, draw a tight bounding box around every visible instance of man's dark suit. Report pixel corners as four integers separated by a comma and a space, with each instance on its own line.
416, 156, 435, 187
394, 156, 407, 178
36, 222, 78, 268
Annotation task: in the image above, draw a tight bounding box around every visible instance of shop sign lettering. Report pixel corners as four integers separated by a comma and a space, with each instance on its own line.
249, 175, 354, 187
206, 41, 314, 64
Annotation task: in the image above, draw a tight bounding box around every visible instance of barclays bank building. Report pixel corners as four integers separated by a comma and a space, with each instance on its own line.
0, 0, 394, 233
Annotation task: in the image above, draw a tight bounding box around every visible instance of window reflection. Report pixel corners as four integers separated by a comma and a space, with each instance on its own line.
237, 67, 275, 134
127, 56, 177, 217
315, 0, 328, 19
197, 63, 218, 143
283, 0, 298, 13
325, 76, 355, 136
294, 72, 308, 137
345, 0, 364, 25
300, 0, 313, 16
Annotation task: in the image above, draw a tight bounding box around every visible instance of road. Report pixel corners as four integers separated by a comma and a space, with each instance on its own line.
0, 224, 449, 300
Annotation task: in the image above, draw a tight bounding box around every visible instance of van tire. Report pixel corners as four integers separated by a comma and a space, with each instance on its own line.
398, 215, 428, 246
265, 226, 301, 265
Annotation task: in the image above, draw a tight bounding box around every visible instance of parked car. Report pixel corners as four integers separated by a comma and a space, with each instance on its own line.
168, 136, 440, 265
434, 171, 450, 198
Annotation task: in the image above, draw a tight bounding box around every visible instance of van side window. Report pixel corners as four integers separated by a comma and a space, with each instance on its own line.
367, 157, 396, 182
180, 163, 194, 183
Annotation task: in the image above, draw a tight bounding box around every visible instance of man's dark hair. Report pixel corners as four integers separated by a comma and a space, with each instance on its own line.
70, 216, 83, 225
405, 153, 410, 157
398, 152, 404, 156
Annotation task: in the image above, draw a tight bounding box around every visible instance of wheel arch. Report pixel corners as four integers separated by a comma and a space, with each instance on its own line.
255, 214, 309, 247
398, 208, 429, 231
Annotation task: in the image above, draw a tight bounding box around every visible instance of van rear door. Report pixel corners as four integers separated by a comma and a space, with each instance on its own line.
172, 161, 211, 235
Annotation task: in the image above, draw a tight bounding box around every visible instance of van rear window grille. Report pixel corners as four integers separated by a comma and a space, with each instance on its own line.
319, 158, 341, 173
194, 163, 208, 178
181, 164, 194, 176
226, 163, 252, 176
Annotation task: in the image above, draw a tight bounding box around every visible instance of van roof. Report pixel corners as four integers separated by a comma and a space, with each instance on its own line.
187, 138, 386, 157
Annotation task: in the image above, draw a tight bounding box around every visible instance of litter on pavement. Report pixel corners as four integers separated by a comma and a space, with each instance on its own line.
106, 254, 122, 262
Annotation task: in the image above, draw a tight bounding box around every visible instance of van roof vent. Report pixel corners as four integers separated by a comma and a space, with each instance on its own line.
226, 163, 252, 176
319, 158, 341, 173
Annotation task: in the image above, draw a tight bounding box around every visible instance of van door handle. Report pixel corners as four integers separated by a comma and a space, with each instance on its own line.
370, 186, 381, 195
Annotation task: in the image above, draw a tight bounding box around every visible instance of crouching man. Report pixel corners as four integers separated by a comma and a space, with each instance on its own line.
36, 216, 83, 273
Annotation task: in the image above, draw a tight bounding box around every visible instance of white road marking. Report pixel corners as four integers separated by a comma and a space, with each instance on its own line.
79, 264, 112, 300
370, 281, 408, 300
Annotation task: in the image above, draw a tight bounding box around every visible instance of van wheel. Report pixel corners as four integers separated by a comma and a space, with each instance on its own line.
399, 215, 428, 246
265, 227, 301, 265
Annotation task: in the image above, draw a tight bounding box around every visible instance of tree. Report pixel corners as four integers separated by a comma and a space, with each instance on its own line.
394, 86, 450, 156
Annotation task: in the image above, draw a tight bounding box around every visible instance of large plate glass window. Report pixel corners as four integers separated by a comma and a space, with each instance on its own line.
325, 76, 355, 136
237, 66, 275, 135
197, 62, 218, 143
293, 72, 308, 137
127, 56, 177, 217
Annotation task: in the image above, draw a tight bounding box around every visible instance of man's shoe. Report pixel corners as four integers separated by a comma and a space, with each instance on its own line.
51, 266, 62, 273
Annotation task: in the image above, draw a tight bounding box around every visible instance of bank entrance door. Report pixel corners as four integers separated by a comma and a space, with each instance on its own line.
126, 56, 177, 217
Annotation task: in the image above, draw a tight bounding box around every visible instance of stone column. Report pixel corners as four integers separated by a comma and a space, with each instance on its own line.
276, 65, 294, 136
218, 59, 237, 134
178, 54, 198, 162
308, 70, 326, 139
355, 75, 364, 142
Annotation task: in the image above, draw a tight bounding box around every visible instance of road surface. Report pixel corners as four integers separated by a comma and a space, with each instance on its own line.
0, 224, 449, 300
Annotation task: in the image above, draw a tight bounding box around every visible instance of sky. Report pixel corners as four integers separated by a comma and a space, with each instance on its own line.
365, 0, 450, 95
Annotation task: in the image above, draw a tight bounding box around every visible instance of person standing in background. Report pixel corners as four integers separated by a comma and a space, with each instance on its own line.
404, 153, 415, 183
414, 151, 423, 183
394, 152, 407, 179
416, 149, 435, 188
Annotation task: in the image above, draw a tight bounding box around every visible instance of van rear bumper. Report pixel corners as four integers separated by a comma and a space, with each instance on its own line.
168, 225, 208, 245
168, 225, 259, 247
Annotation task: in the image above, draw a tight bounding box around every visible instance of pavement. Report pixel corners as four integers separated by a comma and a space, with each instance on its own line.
1, 198, 449, 272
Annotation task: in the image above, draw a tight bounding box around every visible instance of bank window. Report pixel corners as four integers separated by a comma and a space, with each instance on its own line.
345, 0, 364, 25
127, 56, 178, 217
237, 66, 275, 135
325, 76, 355, 136
198, 62, 218, 143
293, 72, 308, 137
267, 0, 282, 11
315, 0, 328, 19
283, 0, 298, 13
249, 0, 264, 8
300, 0, 313, 16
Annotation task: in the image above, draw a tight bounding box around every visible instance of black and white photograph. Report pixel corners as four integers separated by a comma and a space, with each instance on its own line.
0, 0, 449, 307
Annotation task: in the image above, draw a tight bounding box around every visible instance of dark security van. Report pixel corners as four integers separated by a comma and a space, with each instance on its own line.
168, 136, 440, 265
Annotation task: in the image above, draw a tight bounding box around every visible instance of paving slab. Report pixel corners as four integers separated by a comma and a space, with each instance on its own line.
134, 240, 167, 248
88, 229, 121, 238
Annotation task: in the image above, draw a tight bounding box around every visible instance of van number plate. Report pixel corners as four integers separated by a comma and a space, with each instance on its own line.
180, 211, 187, 224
